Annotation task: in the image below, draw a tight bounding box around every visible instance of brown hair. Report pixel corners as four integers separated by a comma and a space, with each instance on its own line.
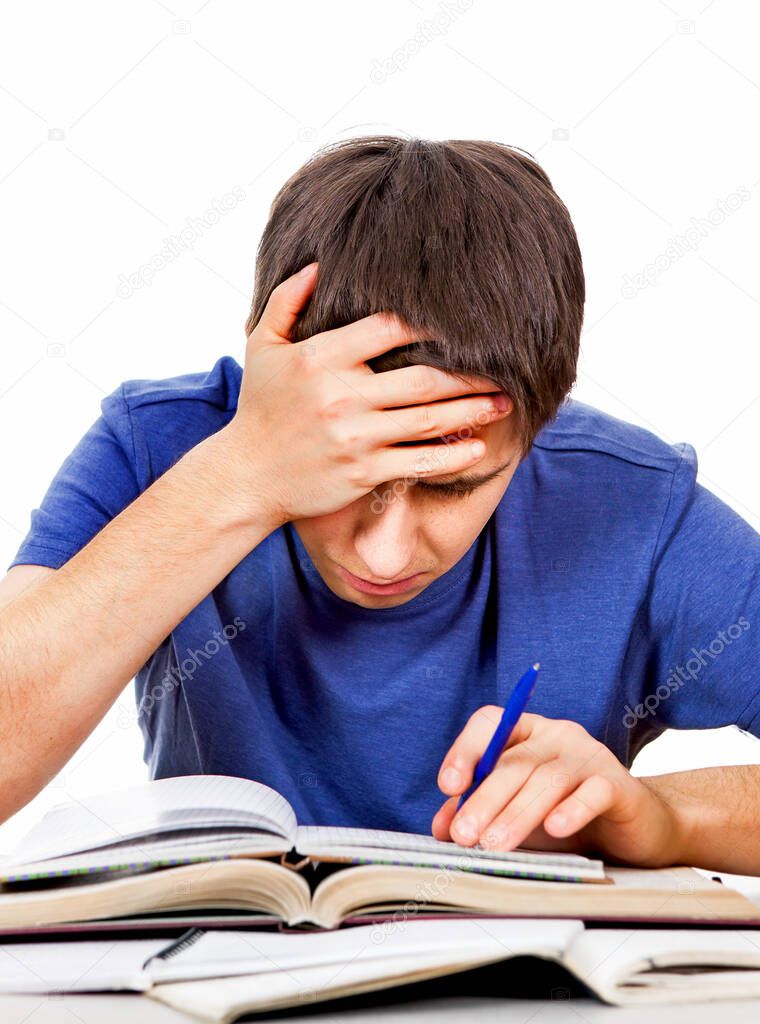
245, 136, 585, 451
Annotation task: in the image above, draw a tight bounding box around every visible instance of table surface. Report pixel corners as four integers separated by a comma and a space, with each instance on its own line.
3, 992, 760, 1024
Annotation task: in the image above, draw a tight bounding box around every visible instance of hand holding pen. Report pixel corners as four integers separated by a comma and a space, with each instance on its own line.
433, 662, 681, 868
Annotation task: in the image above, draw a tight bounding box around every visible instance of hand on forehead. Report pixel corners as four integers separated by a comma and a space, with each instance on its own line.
360, 316, 512, 411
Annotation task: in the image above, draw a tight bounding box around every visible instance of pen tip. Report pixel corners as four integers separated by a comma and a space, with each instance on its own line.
533, 662, 541, 670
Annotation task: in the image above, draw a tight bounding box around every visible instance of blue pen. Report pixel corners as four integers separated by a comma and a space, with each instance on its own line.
457, 662, 541, 810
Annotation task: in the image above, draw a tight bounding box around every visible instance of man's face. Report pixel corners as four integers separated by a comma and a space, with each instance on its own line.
293, 411, 522, 608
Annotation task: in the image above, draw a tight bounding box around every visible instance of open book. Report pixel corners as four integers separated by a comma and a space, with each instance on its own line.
4, 919, 760, 1013
0, 775, 757, 931
145, 920, 760, 1017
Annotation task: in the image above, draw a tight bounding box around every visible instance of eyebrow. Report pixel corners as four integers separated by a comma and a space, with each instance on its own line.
415, 457, 516, 493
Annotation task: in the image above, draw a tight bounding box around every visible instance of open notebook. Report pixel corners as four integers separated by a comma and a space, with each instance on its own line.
1, 774, 605, 882
4, 920, 760, 1012
0, 775, 757, 930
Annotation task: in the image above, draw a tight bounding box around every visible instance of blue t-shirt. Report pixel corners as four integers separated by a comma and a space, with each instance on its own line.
10, 356, 760, 831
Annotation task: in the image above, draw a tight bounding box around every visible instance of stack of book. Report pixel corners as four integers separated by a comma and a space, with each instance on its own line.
0, 774, 759, 1017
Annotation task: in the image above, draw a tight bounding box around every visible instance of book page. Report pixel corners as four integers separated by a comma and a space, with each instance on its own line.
604, 866, 716, 890
4, 776, 298, 864
309, 862, 760, 930
148, 917, 582, 984
0, 859, 311, 931
296, 826, 605, 881
151, 951, 507, 1021
564, 927, 760, 1005
0, 830, 292, 883
0, 938, 165, 993
148, 918, 582, 1018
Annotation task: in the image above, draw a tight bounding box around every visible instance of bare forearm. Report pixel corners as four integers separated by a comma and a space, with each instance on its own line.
641, 766, 760, 875
0, 427, 274, 821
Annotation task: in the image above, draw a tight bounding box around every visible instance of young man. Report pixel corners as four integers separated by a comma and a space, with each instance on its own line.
1, 137, 759, 873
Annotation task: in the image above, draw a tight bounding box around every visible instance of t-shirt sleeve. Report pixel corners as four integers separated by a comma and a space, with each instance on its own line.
8, 385, 142, 571
642, 446, 760, 736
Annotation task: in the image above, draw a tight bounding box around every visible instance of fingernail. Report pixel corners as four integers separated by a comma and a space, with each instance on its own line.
440, 767, 461, 791
493, 393, 508, 412
453, 816, 478, 842
481, 825, 509, 849
297, 262, 317, 277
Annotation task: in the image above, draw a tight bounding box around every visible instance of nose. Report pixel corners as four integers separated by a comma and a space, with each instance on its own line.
353, 488, 418, 581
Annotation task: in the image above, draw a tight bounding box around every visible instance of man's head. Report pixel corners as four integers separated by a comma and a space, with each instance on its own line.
245, 136, 585, 607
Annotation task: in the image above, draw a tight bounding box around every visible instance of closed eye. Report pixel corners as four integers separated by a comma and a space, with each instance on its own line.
414, 458, 516, 497
415, 479, 482, 498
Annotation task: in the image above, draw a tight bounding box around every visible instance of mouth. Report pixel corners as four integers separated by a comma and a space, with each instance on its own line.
337, 565, 427, 597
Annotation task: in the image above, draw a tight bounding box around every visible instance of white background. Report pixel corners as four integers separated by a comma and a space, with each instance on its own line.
1, 0, 759, 852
